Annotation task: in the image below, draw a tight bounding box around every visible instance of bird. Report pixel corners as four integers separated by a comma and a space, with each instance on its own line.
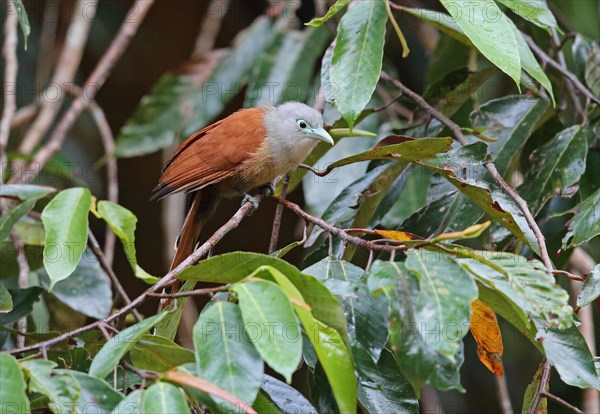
152, 101, 334, 272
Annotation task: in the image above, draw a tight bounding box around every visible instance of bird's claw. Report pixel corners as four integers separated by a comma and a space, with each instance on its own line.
261, 182, 276, 197
241, 193, 260, 214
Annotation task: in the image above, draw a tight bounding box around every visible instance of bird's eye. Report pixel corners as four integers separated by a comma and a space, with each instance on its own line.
297, 120, 308, 129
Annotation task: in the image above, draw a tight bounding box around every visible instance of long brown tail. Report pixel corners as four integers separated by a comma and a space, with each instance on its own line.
160, 189, 218, 309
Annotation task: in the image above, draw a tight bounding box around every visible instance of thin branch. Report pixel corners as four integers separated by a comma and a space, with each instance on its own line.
524, 34, 600, 107
380, 71, 555, 274
0, 3, 19, 183
9, 0, 155, 184
88, 229, 142, 322
528, 360, 551, 414
553, 269, 584, 282
10, 104, 38, 130
18, 0, 99, 155
8, 194, 262, 355
269, 174, 289, 253
274, 196, 415, 254
495, 375, 514, 414
541, 391, 584, 414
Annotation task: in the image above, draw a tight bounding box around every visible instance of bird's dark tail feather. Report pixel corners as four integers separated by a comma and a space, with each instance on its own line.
160, 188, 218, 309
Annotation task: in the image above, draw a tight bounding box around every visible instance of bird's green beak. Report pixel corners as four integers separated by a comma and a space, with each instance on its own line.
308, 127, 334, 145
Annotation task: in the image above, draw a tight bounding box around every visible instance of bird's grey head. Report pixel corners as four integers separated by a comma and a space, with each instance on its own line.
268, 101, 334, 145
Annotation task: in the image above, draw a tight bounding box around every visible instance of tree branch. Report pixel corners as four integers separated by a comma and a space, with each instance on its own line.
8, 194, 263, 355
524, 34, 600, 107
380, 71, 554, 274
0, 3, 19, 183
9, 0, 155, 184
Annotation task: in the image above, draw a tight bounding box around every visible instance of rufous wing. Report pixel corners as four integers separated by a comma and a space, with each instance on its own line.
151, 108, 268, 200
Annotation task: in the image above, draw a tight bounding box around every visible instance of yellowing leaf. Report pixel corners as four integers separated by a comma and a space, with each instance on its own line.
434, 221, 491, 241
470, 299, 504, 377
374, 230, 422, 241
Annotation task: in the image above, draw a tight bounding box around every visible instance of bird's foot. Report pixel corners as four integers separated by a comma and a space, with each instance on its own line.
260, 182, 276, 197
241, 192, 260, 215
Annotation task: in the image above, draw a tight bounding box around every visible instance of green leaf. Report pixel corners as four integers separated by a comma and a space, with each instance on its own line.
330, 0, 388, 129
0, 286, 44, 324
62, 370, 124, 414
0, 283, 12, 313
307, 164, 391, 255
253, 265, 356, 413
405, 250, 477, 360
154, 279, 195, 340
326, 137, 453, 172
0, 354, 30, 414
439, 0, 521, 85
518, 125, 589, 214
496, 0, 558, 32
584, 43, 600, 98
116, 17, 273, 157
193, 301, 263, 407
438, 68, 498, 117
142, 382, 190, 414
261, 375, 317, 413
89, 312, 169, 379
12, 0, 30, 49
459, 252, 573, 329
131, 335, 195, 372
418, 97, 551, 235
245, 25, 330, 106
0, 184, 55, 242
418, 144, 540, 253
509, 23, 555, 103
578, 264, 600, 308
41, 188, 92, 289
21, 360, 80, 414
96, 200, 158, 283
399, 7, 470, 46
537, 324, 600, 390
179, 252, 349, 341
521, 362, 548, 414
355, 348, 418, 414
111, 389, 143, 414
370, 261, 435, 394
304, 257, 388, 362
37, 248, 112, 319
233, 280, 302, 382
307, 0, 350, 26
562, 188, 600, 249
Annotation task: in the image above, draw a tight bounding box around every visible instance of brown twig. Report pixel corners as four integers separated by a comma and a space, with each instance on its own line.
10, 104, 38, 130
524, 34, 600, 107
8, 194, 262, 355
495, 375, 514, 414
0, 3, 19, 183
541, 391, 584, 414
553, 269, 585, 282
9, 0, 155, 184
380, 71, 555, 274
87, 229, 142, 322
269, 175, 289, 253
528, 360, 551, 414
18, 0, 99, 155
274, 196, 415, 254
